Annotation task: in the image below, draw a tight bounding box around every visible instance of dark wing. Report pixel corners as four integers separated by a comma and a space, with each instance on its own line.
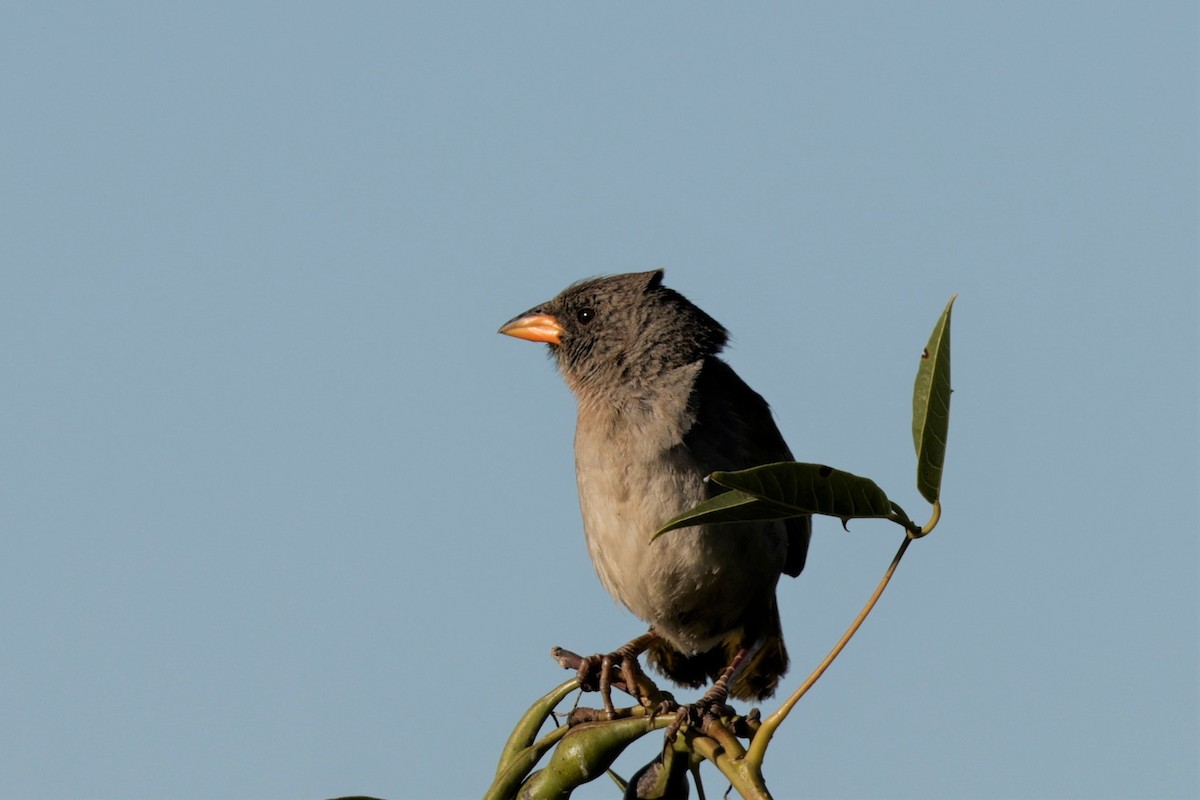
683, 357, 811, 578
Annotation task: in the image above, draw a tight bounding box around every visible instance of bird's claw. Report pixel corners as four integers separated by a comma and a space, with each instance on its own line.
662, 662, 741, 743
550, 644, 654, 717
552, 632, 671, 724
578, 651, 621, 716
662, 696, 737, 744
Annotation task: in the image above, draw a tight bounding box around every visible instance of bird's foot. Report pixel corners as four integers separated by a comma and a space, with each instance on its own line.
663, 659, 740, 743
663, 694, 737, 744
551, 632, 659, 718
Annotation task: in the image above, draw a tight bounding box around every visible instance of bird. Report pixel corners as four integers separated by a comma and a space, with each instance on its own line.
499, 269, 810, 702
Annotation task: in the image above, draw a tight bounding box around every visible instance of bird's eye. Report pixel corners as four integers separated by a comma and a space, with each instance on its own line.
577, 307, 595, 324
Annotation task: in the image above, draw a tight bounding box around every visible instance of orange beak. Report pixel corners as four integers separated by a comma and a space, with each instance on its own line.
498, 313, 564, 346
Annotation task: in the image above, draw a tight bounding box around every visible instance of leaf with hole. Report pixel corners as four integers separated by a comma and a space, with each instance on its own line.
655, 461, 897, 538
710, 462, 895, 522
653, 489, 797, 539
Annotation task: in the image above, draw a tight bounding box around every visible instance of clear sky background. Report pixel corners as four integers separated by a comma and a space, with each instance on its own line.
2, 4, 1196, 800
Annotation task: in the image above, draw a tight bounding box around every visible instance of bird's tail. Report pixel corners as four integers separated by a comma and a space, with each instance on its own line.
647, 604, 789, 702
729, 626, 789, 701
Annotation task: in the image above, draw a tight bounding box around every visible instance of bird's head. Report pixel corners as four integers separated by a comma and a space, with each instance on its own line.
499, 269, 728, 398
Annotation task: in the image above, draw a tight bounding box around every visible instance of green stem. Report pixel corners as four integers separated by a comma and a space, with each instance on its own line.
691, 724, 772, 800
746, 534, 913, 769
914, 499, 942, 537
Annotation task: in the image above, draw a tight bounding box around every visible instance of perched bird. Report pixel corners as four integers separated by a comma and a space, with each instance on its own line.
499, 270, 809, 701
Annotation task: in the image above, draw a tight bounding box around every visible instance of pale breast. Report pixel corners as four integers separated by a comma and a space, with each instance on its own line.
568, 355, 794, 653
574, 406, 784, 654
575, 434, 706, 605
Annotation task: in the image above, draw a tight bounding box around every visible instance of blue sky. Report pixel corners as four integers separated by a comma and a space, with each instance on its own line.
2, 4, 1196, 799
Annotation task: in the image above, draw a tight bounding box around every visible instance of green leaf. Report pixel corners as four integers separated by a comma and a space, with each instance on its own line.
653, 489, 798, 539
912, 295, 956, 504
517, 717, 653, 799
493, 679, 577, 776
484, 680, 578, 800
710, 462, 895, 521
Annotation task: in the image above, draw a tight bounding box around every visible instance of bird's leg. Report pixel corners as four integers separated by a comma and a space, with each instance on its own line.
665, 646, 749, 742
551, 631, 659, 717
